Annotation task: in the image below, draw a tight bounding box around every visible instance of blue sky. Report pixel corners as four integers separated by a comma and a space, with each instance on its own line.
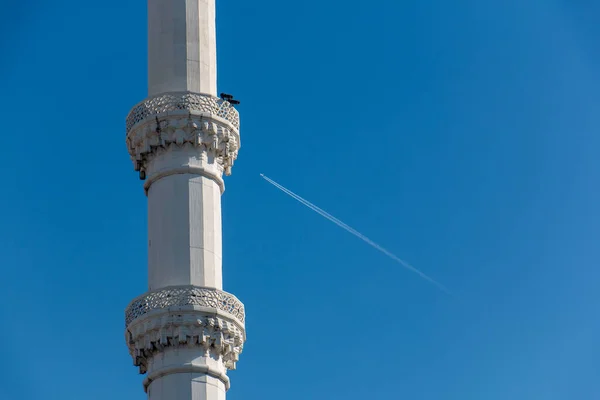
1, 0, 600, 399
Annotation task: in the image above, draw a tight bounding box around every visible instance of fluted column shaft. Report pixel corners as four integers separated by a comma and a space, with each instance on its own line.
148, 0, 217, 97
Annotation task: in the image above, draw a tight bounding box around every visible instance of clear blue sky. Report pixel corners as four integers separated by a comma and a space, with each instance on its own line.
1, 0, 599, 399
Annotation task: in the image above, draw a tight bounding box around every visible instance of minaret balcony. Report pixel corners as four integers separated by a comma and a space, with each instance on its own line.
124, 286, 246, 374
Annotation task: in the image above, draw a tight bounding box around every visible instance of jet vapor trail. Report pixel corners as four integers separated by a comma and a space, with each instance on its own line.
260, 173, 452, 295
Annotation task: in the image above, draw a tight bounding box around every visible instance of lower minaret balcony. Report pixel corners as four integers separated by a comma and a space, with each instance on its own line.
124, 286, 246, 381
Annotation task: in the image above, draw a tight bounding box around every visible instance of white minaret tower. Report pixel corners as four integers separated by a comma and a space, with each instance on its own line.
123, 1, 245, 399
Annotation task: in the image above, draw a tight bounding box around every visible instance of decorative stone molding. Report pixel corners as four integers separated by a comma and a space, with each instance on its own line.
125, 286, 246, 374
143, 364, 231, 393
125, 92, 241, 178
125, 286, 245, 326
127, 313, 245, 374
127, 92, 239, 133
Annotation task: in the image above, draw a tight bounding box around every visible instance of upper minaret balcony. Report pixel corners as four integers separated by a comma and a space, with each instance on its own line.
125, 91, 241, 193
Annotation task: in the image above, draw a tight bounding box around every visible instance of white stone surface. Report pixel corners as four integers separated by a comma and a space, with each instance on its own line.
147, 373, 226, 400
147, 146, 223, 290
146, 348, 227, 400
148, 0, 217, 96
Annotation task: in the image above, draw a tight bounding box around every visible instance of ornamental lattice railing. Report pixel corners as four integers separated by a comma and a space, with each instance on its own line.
126, 92, 240, 134
125, 286, 245, 327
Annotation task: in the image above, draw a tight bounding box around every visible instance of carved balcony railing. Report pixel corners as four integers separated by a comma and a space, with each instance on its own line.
126, 92, 240, 134
125, 286, 245, 327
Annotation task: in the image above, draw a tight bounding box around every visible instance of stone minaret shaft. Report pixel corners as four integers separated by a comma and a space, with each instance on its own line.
124, 1, 245, 399
148, 0, 217, 97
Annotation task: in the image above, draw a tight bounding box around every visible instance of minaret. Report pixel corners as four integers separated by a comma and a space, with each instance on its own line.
123, 1, 245, 399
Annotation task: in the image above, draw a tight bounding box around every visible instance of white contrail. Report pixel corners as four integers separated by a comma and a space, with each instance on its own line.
260, 173, 452, 295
